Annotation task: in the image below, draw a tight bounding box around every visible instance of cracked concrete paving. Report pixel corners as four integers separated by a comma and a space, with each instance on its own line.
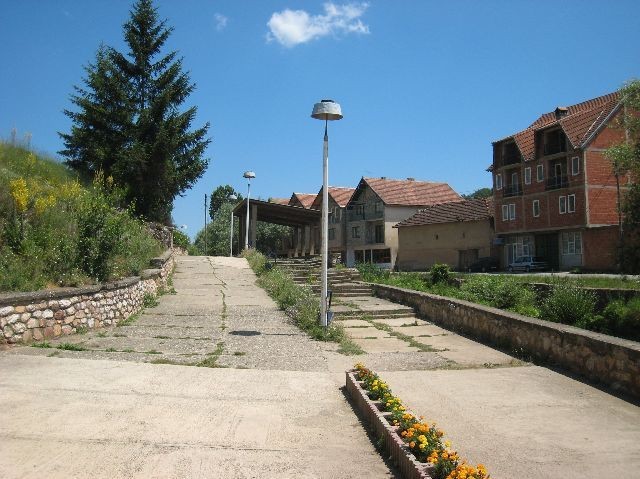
0, 255, 395, 479
3, 255, 640, 479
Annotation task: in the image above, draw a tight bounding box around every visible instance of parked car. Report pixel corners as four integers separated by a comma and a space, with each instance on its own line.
468, 257, 499, 273
508, 256, 548, 272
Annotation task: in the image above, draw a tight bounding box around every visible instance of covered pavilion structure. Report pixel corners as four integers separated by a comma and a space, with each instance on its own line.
232, 199, 320, 256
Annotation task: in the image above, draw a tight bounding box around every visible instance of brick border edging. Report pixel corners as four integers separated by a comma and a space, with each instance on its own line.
345, 370, 433, 479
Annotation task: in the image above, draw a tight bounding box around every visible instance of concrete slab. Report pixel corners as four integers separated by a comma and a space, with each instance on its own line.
413, 333, 516, 366
0, 356, 394, 479
336, 319, 371, 328
373, 317, 424, 327
390, 324, 451, 337
381, 367, 640, 479
344, 327, 391, 339
352, 337, 421, 353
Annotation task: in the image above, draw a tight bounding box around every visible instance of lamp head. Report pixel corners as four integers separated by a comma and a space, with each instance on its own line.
311, 99, 343, 121
243, 171, 256, 179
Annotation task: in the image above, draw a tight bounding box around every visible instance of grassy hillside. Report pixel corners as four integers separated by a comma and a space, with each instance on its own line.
0, 142, 162, 292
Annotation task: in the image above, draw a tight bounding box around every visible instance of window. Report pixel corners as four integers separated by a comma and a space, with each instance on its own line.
571, 156, 580, 176
502, 204, 509, 221
544, 129, 567, 155
374, 224, 384, 243
562, 232, 582, 255
374, 201, 383, 213
568, 194, 576, 213
351, 226, 360, 238
509, 203, 516, 220
532, 200, 540, 217
328, 228, 335, 240
496, 173, 503, 190
511, 172, 518, 187
524, 167, 531, 185
355, 205, 364, 216
559, 196, 567, 214
372, 248, 391, 264
536, 164, 544, 182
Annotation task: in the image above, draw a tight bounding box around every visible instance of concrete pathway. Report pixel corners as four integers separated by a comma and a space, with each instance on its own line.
0, 256, 394, 479
2, 256, 640, 479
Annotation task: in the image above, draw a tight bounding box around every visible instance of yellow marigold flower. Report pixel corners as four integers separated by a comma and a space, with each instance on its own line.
445, 440, 452, 448
409, 441, 415, 448
10, 178, 29, 213
419, 443, 426, 450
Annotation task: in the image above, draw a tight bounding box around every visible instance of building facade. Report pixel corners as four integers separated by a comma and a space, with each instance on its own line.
309, 186, 355, 263
345, 177, 461, 268
394, 199, 494, 271
491, 92, 628, 271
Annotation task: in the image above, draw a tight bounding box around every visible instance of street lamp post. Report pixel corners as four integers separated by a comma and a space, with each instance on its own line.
229, 194, 237, 257
311, 99, 343, 329
243, 171, 256, 250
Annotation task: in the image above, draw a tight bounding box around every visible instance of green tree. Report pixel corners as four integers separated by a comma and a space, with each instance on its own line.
194, 202, 237, 256
462, 187, 493, 199
209, 185, 242, 219
605, 79, 640, 272
60, 0, 210, 224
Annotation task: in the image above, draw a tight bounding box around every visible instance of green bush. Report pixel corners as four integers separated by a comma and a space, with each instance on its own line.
540, 283, 597, 325
0, 142, 162, 291
589, 297, 640, 341
429, 263, 451, 285
172, 229, 190, 250
356, 262, 389, 282
460, 275, 537, 312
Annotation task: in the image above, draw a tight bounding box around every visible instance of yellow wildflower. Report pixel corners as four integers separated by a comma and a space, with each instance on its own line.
10, 178, 29, 213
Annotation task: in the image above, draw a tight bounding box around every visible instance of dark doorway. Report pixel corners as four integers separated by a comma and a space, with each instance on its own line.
535, 233, 559, 270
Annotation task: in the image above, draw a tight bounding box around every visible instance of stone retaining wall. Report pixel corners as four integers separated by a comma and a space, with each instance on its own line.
369, 283, 640, 399
0, 250, 175, 344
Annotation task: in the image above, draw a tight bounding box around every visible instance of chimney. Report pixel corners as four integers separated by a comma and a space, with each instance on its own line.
554, 107, 568, 120
407, 177, 415, 181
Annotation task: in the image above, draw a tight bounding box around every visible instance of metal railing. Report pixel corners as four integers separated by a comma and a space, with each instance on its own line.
502, 183, 523, 197
545, 175, 568, 190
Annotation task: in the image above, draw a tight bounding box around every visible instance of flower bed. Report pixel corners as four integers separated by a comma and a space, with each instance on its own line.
346, 363, 490, 479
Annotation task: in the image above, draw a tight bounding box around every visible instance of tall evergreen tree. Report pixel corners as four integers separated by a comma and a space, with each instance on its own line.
60, 0, 210, 223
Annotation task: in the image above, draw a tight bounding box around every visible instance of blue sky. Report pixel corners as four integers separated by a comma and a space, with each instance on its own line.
1, 1, 639, 238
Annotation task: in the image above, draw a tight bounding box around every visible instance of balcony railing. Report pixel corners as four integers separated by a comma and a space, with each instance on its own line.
545, 175, 568, 190
543, 142, 567, 156
347, 205, 384, 222
502, 183, 523, 197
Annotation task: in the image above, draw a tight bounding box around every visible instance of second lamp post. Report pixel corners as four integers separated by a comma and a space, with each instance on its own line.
243, 171, 255, 250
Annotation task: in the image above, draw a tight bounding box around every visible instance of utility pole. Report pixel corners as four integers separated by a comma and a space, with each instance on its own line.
204, 194, 208, 256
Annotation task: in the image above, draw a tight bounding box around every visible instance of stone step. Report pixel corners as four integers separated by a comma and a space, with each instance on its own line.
334, 309, 415, 319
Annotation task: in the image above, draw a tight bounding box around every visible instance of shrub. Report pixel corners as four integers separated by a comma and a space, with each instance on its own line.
591, 297, 640, 341
356, 261, 389, 282
429, 263, 451, 285
460, 275, 537, 312
172, 229, 190, 250
540, 283, 597, 325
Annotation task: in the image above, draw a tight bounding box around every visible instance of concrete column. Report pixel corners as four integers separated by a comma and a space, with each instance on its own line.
303, 226, 311, 257
294, 227, 301, 257
239, 214, 246, 252
250, 205, 258, 248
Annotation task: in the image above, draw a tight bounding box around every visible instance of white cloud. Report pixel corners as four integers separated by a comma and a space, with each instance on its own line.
214, 13, 228, 32
266, 2, 370, 48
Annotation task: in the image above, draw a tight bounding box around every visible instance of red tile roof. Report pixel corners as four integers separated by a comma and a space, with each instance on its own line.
361, 177, 462, 207
288, 193, 317, 209
310, 186, 356, 209
495, 92, 620, 161
269, 197, 290, 205
394, 199, 491, 228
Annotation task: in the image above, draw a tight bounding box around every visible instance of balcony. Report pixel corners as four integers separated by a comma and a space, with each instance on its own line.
546, 175, 568, 190
347, 204, 384, 222
503, 183, 523, 197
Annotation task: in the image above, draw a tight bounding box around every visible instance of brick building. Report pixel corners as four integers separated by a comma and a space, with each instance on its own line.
491, 92, 629, 271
